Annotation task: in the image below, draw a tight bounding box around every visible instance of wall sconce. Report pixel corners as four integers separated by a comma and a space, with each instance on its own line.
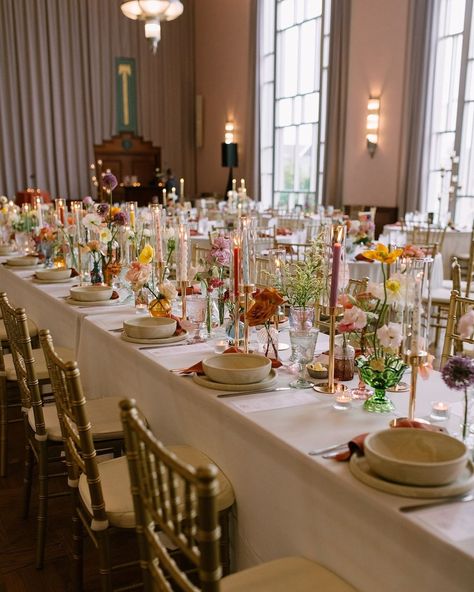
366, 97, 380, 158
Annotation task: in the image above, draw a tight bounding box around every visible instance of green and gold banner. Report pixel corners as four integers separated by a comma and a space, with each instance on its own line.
115, 57, 137, 132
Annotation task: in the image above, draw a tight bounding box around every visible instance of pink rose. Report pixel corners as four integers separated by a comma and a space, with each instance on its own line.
458, 309, 474, 340
337, 307, 367, 333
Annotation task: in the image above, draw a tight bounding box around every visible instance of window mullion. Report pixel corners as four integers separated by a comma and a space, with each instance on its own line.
451, 0, 473, 219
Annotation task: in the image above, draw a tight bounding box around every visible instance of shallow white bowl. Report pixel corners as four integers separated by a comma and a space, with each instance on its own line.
36, 268, 71, 281
202, 353, 272, 385
69, 285, 113, 302
6, 255, 38, 266
123, 316, 177, 340
364, 428, 468, 486
0, 245, 14, 255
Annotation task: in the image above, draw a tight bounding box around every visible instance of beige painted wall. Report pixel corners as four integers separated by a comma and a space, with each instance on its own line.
342, 0, 410, 207
194, 0, 252, 197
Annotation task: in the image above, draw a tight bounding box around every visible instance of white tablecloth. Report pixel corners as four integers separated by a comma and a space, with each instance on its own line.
381, 226, 471, 277
2, 264, 474, 591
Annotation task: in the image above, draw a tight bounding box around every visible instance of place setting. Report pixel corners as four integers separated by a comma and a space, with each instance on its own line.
32, 267, 77, 284
120, 315, 188, 347
65, 285, 129, 307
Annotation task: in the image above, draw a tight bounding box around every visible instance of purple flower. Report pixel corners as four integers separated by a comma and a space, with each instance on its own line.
441, 356, 474, 391
102, 173, 118, 191
97, 203, 109, 217
113, 212, 127, 226
83, 196, 94, 206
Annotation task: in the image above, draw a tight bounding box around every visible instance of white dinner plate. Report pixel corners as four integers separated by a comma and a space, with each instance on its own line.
32, 276, 74, 284
65, 296, 123, 307
349, 454, 474, 499
120, 331, 188, 345
192, 369, 277, 392
4, 263, 40, 270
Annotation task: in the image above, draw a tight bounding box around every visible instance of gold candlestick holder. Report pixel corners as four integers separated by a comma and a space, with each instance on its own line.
181, 281, 188, 320
390, 350, 429, 426
313, 306, 348, 395
243, 284, 254, 354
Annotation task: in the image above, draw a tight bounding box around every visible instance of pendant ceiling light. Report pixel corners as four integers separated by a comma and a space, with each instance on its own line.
121, 0, 184, 54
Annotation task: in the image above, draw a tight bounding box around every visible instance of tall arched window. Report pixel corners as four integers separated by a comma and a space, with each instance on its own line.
259, 0, 331, 210
424, 0, 474, 225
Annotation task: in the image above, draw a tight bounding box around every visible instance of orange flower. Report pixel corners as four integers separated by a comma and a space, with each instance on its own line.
246, 288, 285, 327
363, 243, 403, 264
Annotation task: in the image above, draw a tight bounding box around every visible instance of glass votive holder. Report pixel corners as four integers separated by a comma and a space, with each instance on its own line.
214, 339, 228, 354
430, 401, 450, 421
333, 392, 353, 410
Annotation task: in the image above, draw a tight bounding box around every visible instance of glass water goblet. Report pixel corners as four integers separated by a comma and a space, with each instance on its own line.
186, 295, 207, 343
289, 329, 318, 389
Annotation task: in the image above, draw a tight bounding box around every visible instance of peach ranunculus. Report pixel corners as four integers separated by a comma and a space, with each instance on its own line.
457, 308, 474, 339
337, 306, 367, 333
246, 288, 285, 327
125, 261, 151, 289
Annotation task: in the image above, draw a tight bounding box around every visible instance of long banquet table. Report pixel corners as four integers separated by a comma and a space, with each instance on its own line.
1, 263, 473, 592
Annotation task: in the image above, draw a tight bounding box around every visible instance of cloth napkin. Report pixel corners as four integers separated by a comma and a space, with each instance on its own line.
276, 227, 293, 236
180, 347, 282, 375
333, 420, 446, 461
354, 252, 374, 262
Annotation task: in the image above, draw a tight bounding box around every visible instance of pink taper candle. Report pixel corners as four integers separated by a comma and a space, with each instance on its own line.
329, 242, 341, 307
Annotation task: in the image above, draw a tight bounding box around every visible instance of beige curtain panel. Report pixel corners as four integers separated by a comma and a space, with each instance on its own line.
0, 0, 196, 198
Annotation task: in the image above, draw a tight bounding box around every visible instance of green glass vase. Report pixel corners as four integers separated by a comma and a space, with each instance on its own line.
355, 355, 407, 413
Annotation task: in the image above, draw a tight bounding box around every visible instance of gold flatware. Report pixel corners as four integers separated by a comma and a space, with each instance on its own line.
399, 493, 474, 513
217, 387, 292, 398
308, 442, 349, 456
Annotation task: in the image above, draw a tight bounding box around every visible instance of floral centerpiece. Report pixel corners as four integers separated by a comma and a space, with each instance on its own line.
192, 235, 231, 333
125, 238, 178, 316
34, 226, 58, 267
246, 287, 285, 359
343, 243, 408, 412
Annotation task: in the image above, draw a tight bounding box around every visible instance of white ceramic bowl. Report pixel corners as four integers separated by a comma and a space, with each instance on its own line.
123, 316, 177, 339
0, 245, 14, 255
70, 285, 113, 302
364, 428, 468, 486
7, 255, 38, 266
202, 353, 272, 385
36, 268, 72, 281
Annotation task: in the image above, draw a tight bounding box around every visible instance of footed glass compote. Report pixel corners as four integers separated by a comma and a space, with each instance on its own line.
356, 354, 407, 413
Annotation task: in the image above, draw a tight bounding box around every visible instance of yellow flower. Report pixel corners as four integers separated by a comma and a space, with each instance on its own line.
363, 243, 403, 264
139, 244, 155, 264
110, 206, 121, 217
385, 278, 401, 295
369, 358, 385, 372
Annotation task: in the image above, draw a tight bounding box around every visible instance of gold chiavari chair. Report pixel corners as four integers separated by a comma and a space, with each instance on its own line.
120, 398, 357, 592
0, 293, 126, 569
0, 312, 39, 353
40, 330, 235, 590
192, 243, 212, 266
255, 256, 272, 289
441, 291, 474, 367
429, 258, 462, 350
454, 220, 474, 282
408, 226, 447, 251
275, 241, 311, 263
0, 292, 75, 479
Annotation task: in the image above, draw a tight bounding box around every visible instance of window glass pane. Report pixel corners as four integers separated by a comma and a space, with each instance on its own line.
261, 83, 274, 147
299, 20, 317, 94
294, 96, 302, 125
296, 0, 305, 23
454, 197, 474, 226
445, 0, 466, 36
306, 0, 322, 19
276, 98, 292, 126
298, 124, 313, 190
277, 26, 298, 97
263, 0, 276, 55
303, 92, 318, 123
277, 0, 295, 30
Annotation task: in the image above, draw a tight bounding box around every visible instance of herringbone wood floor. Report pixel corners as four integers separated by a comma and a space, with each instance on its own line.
0, 416, 140, 592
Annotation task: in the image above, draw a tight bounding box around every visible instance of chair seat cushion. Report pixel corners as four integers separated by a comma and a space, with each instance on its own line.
0, 318, 38, 342
78, 445, 234, 529
3, 346, 74, 381
221, 557, 356, 592
28, 396, 124, 441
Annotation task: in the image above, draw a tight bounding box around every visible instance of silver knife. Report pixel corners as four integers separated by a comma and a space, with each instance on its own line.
217, 386, 293, 398
139, 343, 187, 350
399, 493, 474, 513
